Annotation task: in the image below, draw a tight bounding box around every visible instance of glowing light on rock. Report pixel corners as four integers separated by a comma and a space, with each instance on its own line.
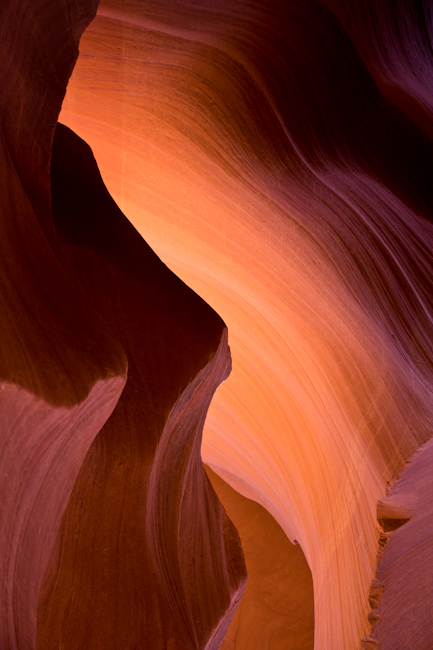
59, 2, 433, 647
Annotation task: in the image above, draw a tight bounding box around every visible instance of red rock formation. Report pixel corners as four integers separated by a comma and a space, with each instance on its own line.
318, 0, 433, 140
0, 1, 246, 649
205, 466, 314, 650
59, 1, 433, 648
0, 2, 126, 649
3, 0, 433, 648
37, 124, 246, 650
361, 438, 433, 650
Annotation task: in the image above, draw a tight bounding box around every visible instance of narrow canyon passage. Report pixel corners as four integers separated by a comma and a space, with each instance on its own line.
59, 1, 433, 647
205, 467, 314, 650
1, 0, 432, 649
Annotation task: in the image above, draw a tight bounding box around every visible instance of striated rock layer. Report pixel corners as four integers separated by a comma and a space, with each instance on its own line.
59, 1, 433, 648
361, 438, 433, 650
0, 1, 246, 649
0, 2, 125, 649
38, 124, 246, 650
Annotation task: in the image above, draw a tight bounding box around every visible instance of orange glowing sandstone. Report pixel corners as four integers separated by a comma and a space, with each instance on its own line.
59, 1, 433, 648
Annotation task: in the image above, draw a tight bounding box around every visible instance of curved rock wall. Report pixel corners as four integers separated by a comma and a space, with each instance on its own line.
37, 123, 246, 650
0, 1, 247, 649
59, 1, 433, 648
205, 466, 315, 650
2, 0, 433, 648
0, 2, 125, 648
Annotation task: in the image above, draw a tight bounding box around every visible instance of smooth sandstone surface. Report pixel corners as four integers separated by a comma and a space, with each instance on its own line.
1, 1, 247, 648
37, 124, 247, 650
0, 2, 126, 648
205, 466, 314, 650
59, 1, 433, 648
2, 0, 433, 648
0, 378, 124, 650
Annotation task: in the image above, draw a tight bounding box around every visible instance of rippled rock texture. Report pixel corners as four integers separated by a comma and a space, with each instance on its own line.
2, 0, 433, 649
361, 437, 433, 650
37, 124, 246, 650
373, 440, 433, 650
59, 0, 433, 648
0, 1, 246, 649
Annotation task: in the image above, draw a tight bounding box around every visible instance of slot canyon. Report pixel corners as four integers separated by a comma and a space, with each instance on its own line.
0, 0, 432, 649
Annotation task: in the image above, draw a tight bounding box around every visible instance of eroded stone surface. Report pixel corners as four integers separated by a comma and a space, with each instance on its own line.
59, 1, 433, 647
0, 2, 247, 648
206, 466, 314, 650
365, 439, 433, 650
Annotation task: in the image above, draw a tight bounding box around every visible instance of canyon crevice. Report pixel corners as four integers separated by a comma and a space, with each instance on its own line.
1, 0, 432, 649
